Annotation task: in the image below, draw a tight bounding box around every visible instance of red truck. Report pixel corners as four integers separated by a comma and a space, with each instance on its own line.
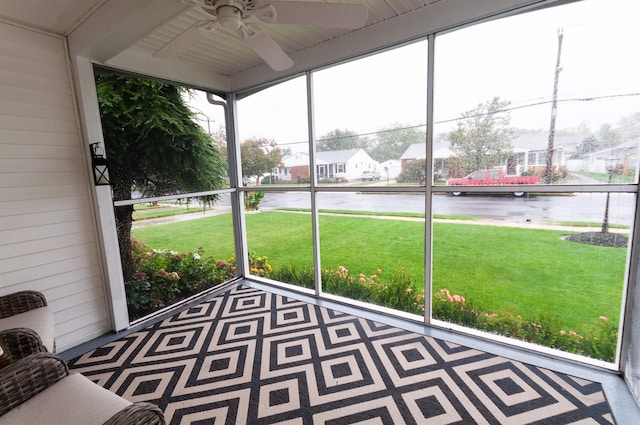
446, 169, 541, 197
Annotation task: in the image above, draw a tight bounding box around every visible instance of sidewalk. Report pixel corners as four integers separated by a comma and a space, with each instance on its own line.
132, 203, 626, 235
132, 205, 232, 228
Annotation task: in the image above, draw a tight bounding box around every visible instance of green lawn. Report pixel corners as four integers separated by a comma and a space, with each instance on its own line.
132, 203, 204, 220
132, 211, 626, 331
432, 223, 624, 331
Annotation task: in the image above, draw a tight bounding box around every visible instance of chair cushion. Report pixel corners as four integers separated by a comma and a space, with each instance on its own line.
0, 373, 131, 425
0, 306, 55, 351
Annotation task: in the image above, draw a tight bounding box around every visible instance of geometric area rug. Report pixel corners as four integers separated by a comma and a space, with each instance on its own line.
69, 285, 616, 424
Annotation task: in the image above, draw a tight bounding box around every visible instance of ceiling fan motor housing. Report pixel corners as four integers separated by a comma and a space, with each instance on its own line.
207, 0, 250, 15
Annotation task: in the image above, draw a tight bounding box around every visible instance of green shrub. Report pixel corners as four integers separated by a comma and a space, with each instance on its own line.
526, 165, 568, 182
433, 288, 617, 362
124, 274, 153, 316
272, 264, 424, 315
246, 252, 272, 277
397, 159, 426, 184
268, 264, 314, 289
244, 191, 265, 210
125, 240, 266, 320
370, 268, 424, 314
318, 177, 347, 184
432, 289, 479, 328
322, 266, 376, 302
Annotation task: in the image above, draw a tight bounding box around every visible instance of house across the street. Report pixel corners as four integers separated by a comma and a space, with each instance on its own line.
399, 131, 614, 178
273, 149, 379, 182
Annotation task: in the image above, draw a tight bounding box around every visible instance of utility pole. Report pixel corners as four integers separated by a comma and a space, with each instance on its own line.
545, 28, 563, 184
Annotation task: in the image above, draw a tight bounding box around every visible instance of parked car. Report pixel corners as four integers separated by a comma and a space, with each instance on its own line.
361, 170, 381, 181
446, 169, 541, 197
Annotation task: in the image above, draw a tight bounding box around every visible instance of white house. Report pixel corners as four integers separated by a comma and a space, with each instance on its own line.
400, 131, 591, 177
316, 149, 379, 181
272, 151, 314, 182
379, 159, 402, 180
274, 149, 379, 182
400, 142, 451, 176
573, 138, 640, 175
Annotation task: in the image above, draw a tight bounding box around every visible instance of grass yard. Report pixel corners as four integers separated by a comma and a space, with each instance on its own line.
132, 211, 626, 331
132, 203, 206, 220
132, 211, 236, 256
432, 223, 624, 331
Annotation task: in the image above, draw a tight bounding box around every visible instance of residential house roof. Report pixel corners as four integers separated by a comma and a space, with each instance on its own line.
281, 152, 320, 166
315, 149, 368, 164
511, 131, 586, 153
400, 131, 590, 159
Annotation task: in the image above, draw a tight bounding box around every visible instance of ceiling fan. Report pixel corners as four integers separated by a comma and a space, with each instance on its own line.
153, 0, 369, 71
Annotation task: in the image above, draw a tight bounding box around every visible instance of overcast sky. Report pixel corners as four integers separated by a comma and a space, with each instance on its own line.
191, 0, 639, 151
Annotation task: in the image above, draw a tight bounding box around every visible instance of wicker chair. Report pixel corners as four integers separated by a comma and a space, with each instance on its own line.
0, 352, 165, 424
0, 291, 55, 362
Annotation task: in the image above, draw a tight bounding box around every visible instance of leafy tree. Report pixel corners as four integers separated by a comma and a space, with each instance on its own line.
240, 138, 283, 184
572, 135, 601, 158
598, 124, 622, 148
572, 115, 640, 159
444, 156, 467, 179
96, 75, 226, 280
449, 97, 515, 174
317, 129, 368, 152
371, 123, 426, 162
617, 112, 640, 141
574, 121, 593, 136
397, 159, 426, 184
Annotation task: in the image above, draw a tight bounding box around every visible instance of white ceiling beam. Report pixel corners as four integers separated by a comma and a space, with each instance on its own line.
67, 0, 189, 62
104, 49, 231, 92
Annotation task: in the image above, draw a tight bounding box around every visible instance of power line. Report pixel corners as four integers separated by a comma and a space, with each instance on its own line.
269, 91, 640, 147
434, 92, 640, 125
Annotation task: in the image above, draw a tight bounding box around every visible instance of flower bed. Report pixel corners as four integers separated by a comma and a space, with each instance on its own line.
125, 245, 617, 362
432, 288, 617, 362
125, 239, 268, 320
271, 265, 617, 362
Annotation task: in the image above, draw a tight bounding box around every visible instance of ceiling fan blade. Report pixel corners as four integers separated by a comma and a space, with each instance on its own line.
153, 20, 216, 59
238, 23, 294, 71
261, 1, 368, 29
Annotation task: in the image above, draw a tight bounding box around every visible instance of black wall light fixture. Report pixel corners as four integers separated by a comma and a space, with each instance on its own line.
90, 143, 110, 186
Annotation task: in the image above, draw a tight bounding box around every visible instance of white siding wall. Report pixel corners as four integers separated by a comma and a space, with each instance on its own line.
345, 150, 379, 181
0, 22, 111, 352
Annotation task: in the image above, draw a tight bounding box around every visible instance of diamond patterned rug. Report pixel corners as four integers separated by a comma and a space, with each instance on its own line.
69, 285, 615, 424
